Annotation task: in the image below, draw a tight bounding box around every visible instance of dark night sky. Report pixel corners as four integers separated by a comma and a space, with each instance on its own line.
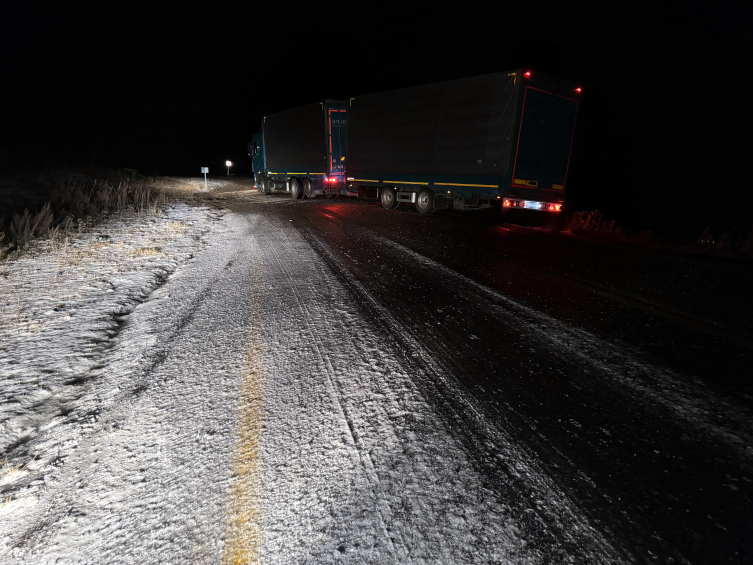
2, 3, 752, 236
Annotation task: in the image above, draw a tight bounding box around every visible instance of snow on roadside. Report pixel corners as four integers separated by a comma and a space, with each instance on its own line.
0, 212, 259, 564
0, 203, 220, 518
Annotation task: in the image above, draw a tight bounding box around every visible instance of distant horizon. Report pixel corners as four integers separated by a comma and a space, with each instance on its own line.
2, 3, 751, 238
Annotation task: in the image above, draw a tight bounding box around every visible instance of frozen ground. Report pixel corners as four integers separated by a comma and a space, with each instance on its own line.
0, 187, 626, 563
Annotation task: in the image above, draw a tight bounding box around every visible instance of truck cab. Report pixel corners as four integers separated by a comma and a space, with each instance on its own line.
248, 131, 265, 192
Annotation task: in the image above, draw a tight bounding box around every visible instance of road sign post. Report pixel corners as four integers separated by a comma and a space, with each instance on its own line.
201, 167, 208, 189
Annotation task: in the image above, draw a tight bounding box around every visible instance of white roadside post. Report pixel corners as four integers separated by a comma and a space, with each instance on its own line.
226, 160, 232, 176
201, 167, 208, 189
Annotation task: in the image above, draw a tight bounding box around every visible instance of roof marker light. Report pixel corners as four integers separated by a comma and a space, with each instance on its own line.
523, 71, 531, 79
575, 87, 582, 93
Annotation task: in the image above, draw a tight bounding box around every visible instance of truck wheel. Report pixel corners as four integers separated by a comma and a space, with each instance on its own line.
416, 187, 435, 214
290, 178, 304, 200
303, 178, 314, 199
260, 177, 270, 195
381, 186, 399, 210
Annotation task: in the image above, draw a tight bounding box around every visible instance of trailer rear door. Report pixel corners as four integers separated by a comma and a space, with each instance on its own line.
511, 87, 578, 194
327, 108, 347, 176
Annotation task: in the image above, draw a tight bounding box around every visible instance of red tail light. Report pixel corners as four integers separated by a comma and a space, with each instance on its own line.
575, 87, 582, 94
523, 71, 531, 79
503, 199, 512, 207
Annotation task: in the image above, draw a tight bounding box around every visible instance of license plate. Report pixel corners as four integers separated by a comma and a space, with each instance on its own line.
524, 201, 540, 209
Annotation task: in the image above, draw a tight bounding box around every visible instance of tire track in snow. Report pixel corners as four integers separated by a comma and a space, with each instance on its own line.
376, 236, 753, 462
262, 218, 406, 562
249, 213, 620, 563
301, 227, 627, 564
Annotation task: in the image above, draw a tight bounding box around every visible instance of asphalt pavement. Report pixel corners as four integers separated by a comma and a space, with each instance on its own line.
211, 181, 753, 564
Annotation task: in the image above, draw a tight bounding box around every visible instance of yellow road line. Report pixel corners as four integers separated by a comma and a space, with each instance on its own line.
223, 266, 266, 565
384, 181, 426, 185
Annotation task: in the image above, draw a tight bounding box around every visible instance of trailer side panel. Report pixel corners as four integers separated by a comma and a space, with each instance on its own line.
264, 103, 324, 170
347, 72, 519, 178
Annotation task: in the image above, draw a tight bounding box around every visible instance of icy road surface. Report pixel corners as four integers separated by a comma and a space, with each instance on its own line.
4, 179, 753, 564
0, 194, 625, 563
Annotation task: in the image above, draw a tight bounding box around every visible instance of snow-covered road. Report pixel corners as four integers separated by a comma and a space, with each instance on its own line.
0, 200, 625, 563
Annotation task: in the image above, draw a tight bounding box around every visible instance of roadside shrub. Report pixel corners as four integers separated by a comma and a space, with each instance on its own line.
693, 226, 753, 256
564, 210, 611, 236
565, 210, 639, 243
2, 177, 174, 260
10, 202, 53, 250
566, 212, 752, 259
0, 232, 11, 260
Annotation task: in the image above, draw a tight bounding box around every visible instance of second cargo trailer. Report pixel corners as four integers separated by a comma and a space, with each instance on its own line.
346, 69, 580, 214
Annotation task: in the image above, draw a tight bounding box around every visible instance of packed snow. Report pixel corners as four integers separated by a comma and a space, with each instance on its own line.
0, 191, 627, 563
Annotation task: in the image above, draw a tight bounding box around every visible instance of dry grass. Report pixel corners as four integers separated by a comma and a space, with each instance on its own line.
128, 246, 163, 257
0, 232, 11, 258
1, 177, 181, 261
564, 210, 629, 240
0, 455, 36, 486
165, 221, 188, 234
563, 210, 753, 258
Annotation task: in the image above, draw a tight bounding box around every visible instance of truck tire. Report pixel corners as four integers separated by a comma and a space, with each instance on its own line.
303, 178, 314, 199
416, 187, 435, 214
381, 186, 400, 210
290, 178, 304, 200
260, 176, 270, 195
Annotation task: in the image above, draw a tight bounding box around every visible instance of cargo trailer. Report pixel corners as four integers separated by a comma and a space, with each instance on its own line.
345, 69, 580, 214
248, 99, 347, 198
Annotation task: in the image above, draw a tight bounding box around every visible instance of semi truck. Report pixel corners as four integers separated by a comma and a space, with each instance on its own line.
248, 100, 347, 199
346, 69, 580, 214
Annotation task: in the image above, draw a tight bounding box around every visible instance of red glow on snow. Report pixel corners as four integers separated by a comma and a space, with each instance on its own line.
323, 204, 355, 217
